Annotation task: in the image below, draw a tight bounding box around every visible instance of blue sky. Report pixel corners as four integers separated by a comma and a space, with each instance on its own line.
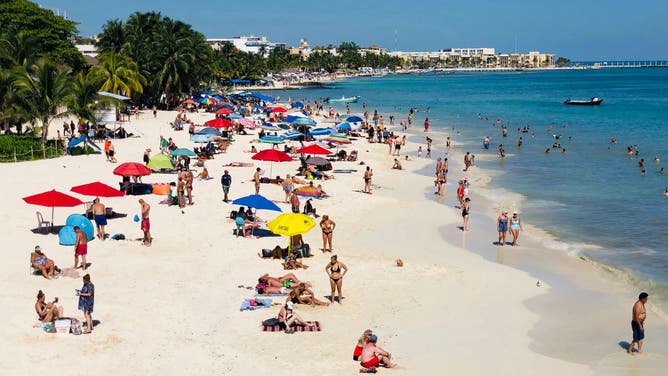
37, 0, 667, 60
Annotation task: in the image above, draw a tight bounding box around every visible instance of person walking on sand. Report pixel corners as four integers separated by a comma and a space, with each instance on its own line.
177, 177, 186, 208
76, 274, 94, 334
320, 215, 336, 252
253, 168, 261, 194
73, 226, 88, 270
185, 170, 194, 205
363, 167, 373, 194
290, 190, 300, 213
463, 152, 472, 171
456, 180, 465, 208
360, 335, 397, 369
282, 174, 294, 203
326, 255, 348, 304
221, 170, 231, 202
139, 199, 151, 246
497, 210, 509, 246
91, 198, 107, 240
509, 211, 523, 246
628, 292, 649, 355
108, 141, 117, 163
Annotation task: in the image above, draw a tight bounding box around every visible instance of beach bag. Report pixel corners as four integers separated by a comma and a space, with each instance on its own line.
70, 318, 82, 335
262, 318, 280, 327
230, 210, 238, 220
261, 248, 272, 258
111, 234, 125, 240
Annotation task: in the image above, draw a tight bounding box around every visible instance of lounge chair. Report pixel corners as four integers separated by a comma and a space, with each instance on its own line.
36, 211, 51, 233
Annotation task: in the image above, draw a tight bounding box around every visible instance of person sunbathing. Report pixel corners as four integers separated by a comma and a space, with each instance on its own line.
31, 246, 60, 279
256, 281, 292, 295
316, 184, 329, 197
197, 167, 209, 179
278, 301, 315, 333
283, 254, 309, 270
35, 290, 63, 323
290, 283, 329, 306
259, 273, 309, 287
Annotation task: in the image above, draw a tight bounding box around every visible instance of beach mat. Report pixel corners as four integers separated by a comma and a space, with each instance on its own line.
240, 298, 272, 311
262, 321, 321, 332
333, 169, 358, 173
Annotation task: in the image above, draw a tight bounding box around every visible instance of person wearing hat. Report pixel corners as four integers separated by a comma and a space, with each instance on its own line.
497, 210, 509, 246
221, 170, 232, 202
360, 334, 397, 369
31, 246, 60, 279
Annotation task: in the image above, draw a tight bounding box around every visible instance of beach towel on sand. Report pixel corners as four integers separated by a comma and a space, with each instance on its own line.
240, 298, 272, 311
262, 321, 321, 332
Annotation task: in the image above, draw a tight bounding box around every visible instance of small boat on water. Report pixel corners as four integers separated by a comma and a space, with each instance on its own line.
564, 97, 603, 106
325, 96, 360, 104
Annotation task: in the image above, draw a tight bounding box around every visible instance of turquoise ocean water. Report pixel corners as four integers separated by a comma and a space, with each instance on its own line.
264, 68, 668, 305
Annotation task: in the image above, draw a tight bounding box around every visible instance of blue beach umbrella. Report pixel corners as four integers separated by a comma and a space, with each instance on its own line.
347, 115, 363, 123
292, 101, 304, 108
281, 130, 303, 140
227, 113, 243, 119
232, 194, 282, 212
337, 122, 351, 131
259, 135, 285, 144
170, 148, 198, 157
309, 127, 337, 137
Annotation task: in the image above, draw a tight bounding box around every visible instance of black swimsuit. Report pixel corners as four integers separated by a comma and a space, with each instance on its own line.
330, 263, 341, 282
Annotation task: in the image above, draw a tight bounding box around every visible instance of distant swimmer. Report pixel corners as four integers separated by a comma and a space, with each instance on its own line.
610, 138, 617, 144
654, 155, 660, 163
518, 137, 523, 148
660, 168, 665, 175
664, 187, 668, 197
627, 292, 649, 355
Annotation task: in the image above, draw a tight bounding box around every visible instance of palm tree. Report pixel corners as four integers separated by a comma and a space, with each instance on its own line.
69, 72, 99, 124
13, 58, 73, 141
88, 51, 146, 97
96, 19, 126, 53
0, 69, 20, 129
0, 31, 42, 68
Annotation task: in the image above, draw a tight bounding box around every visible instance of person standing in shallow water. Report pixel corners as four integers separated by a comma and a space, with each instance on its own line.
628, 292, 649, 355
497, 210, 509, 246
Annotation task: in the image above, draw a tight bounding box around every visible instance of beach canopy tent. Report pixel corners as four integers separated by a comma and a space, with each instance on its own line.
204, 118, 234, 129
232, 194, 282, 212
113, 162, 151, 177
196, 127, 221, 136
169, 148, 197, 157
298, 144, 332, 155
259, 135, 285, 145
280, 130, 302, 140
191, 134, 214, 143
67, 135, 101, 153
147, 154, 175, 171
249, 93, 276, 103
71, 181, 124, 197
23, 189, 83, 229
346, 116, 363, 123
58, 214, 95, 246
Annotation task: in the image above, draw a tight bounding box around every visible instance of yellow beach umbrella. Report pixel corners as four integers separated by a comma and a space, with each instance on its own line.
267, 213, 315, 237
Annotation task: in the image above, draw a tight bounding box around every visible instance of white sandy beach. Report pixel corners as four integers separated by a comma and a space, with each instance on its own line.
1, 109, 666, 375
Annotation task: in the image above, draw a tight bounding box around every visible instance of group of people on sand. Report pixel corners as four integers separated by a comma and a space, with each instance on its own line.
354, 329, 397, 371
34, 274, 95, 335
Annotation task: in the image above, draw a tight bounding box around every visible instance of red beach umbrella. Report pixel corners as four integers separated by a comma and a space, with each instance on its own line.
215, 108, 234, 115
204, 118, 234, 128
296, 144, 332, 155
113, 162, 151, 177
251, 149, 293, 176
251, 149, 293, 162
270, 107, 287, 113
71, 181, 125, 197
23, 189, 84, 229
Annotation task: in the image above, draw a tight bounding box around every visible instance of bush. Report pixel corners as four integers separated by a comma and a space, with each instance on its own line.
69, 146, 99, 156
0, 135, 64, 162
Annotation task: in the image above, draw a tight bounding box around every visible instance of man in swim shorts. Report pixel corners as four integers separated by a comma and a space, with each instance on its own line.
628, 292, 649, 354
221, 170, 232, 202
73, 226, 88, 271
139, 199, 151, 246
360, 334, 396, 369
91, 198, 107, 240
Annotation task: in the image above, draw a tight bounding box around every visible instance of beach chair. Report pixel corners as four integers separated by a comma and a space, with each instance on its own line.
36, 211, 51, 233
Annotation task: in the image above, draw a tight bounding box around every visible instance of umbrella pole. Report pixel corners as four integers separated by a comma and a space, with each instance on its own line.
51, 206, 54, 232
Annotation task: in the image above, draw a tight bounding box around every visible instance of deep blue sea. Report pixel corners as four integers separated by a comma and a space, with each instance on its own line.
264, 68, 668, 304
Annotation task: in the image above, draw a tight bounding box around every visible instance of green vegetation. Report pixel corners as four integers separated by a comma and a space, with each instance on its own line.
0, 134, 63, 161
556, 57, 571, 67
0, 1, 403, 155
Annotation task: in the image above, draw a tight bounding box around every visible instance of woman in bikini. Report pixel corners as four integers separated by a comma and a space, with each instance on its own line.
177, 177, 186, 208
278, 301, 314, 333
35, 290, 63, 323
320, 215, 336, 252
282, 174, 293, 203
462, 197, 471, 231
288, 283, 329, 306
435, 169, 445, 196
326, 255, 348, 304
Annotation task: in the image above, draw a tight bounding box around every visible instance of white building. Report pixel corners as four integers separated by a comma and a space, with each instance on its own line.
206, 35, 284, 55
75, 44, 98, 57
440, 48, 495, 57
